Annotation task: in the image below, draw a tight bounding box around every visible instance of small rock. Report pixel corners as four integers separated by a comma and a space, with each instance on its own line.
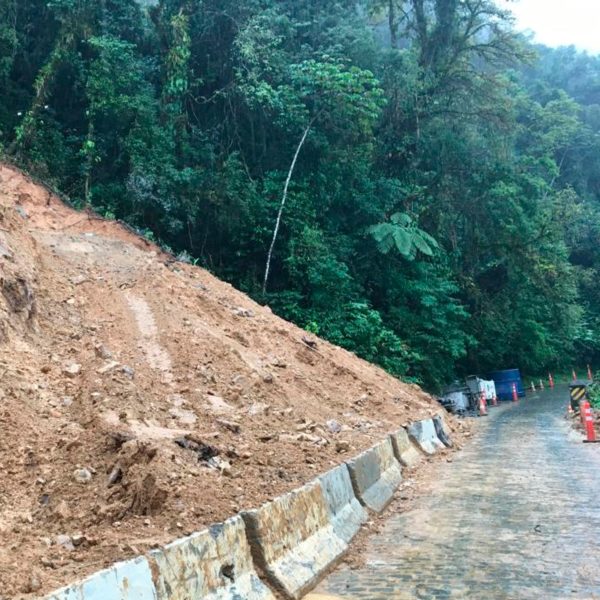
107, 466, 122, 486
24, 571, 42, 593
233, 307, 254, 318
15, 205, 28, 219
66, 298, 76, 305
121, 365, 135, 380
248, 402, 269, 416
70, 274, 88, 286
94, 344, 112, 359
216, 419, 241, 434
56, 534, 75, 551
296, 433, 322, 444
73, 468, 92, 484
97, 360, 119, 375
71, 534, 86, 547
262, 372, 274, 384
62, 396, 74, 407
335, 440, 350, 453
301, 336, 318, 349
63, 363, 82, 378
326, 419, 342, 434
0, 241, 13, 260
271, 358, 287, 368
204, 394, 235, 415
208, 457, 233, 476
169, 394, 186, 408
53, 500, 71, 520
168, 407, 198, 425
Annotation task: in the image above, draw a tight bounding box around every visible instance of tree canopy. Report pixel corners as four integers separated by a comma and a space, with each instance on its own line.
1, 0, 599, 389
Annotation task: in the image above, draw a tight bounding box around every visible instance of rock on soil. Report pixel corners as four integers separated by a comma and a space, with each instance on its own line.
0, 163, 464, 598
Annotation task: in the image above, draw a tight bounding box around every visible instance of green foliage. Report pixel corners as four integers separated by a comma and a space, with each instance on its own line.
2, 0, 600, 390
368, 212, 438, 259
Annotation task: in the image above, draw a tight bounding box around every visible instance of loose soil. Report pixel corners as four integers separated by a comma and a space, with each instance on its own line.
0, 164, 467, 598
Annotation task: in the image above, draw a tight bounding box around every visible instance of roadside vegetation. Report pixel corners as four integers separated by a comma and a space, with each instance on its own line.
2, 0, 600, 389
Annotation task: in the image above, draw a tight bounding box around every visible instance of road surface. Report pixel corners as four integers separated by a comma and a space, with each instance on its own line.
311, 386, 600, 599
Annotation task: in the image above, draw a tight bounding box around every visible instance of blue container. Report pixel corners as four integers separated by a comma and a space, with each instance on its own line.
490, 368, 525, 401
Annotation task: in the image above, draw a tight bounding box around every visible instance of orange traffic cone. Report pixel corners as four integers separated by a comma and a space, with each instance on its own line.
512, 382, 518, 403
588, 365, 593, 381
530, 381, 536, 393
567, 402, 574, 415
582, 401, 599, 443
573, 369, 578, 381
549, 373, 554, 389
479, 391, 488, 416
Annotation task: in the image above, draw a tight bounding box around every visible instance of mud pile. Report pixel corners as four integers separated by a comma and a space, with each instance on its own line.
0, 164, 456, 597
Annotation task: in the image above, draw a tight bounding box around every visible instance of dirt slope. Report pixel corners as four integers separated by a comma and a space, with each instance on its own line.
0, 164, 456, 597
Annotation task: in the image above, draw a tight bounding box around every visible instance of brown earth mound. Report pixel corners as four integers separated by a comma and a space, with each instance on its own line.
0, 164, 462, 597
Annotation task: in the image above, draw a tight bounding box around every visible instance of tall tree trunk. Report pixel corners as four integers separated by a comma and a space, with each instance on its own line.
263, 120, 314, 294
389, 0, 398, 49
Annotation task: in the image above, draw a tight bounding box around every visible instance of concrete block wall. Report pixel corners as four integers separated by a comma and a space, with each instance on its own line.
241, 480, 348, 600
148, 515, 274, 600
407, 418, 447, 455
389, 427, 423, 468
42, 416, 450, 600
345, 438, 403, 513
45, 556, 157, 600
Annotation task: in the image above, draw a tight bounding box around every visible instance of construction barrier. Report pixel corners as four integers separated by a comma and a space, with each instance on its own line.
318, 464, 368, 545
407, 419, 446, 455
149, 515, 274, 600
570, 382, 588, 413
45, 556, 157, 600
241, 480, 348, 600
389, 426, 423, 467
433, 414, 453, 448
345, 438, 403, 513
43, 416, 453, 600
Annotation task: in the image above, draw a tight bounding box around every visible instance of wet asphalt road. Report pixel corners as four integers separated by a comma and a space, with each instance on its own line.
313, 386, 600, 599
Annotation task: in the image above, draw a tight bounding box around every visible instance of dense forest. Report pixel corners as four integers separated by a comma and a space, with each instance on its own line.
1, 0, 600, 389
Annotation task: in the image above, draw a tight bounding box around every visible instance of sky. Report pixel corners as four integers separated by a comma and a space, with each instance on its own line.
502, 0, 600, 54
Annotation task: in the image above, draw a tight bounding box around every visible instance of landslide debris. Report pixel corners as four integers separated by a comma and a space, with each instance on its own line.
0, 164, 455, 597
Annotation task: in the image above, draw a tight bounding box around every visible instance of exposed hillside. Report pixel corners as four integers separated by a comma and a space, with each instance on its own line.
0, 165, 454, 597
